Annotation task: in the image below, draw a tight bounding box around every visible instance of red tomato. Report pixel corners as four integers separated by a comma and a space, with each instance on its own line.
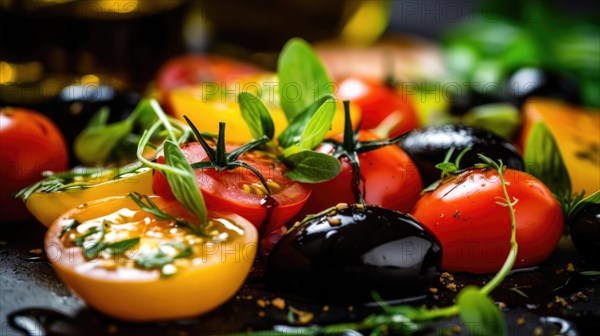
337, 78, 418, 137
0, 107, 68, 222
153, 143, 311, 234
156, 54, 262, 103
411, 168, 563, 274
300, 131, 422, 216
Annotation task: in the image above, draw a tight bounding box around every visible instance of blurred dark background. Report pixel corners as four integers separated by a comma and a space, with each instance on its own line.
0, 0, 598, 105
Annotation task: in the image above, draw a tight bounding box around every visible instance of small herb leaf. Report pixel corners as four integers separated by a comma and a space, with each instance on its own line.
277, 94, 335, 148
457, 286, 507, 336
239, 92, 275, 140
105, 237, 140, 255
285, 150, 341, 183
297, 98, 336, 150
524, 122, 571, 197
163, 141, 207, 227
277, 38, 333, 120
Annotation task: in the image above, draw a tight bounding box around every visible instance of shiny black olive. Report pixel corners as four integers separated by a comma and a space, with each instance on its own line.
507, 67, 581, 107
398, 124, 525, 186
569, 203, 600, 265
266, 205, 442, 303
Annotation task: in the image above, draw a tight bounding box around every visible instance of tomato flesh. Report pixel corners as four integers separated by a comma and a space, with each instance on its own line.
411, 168, 563, 274
153, 143, 311, 234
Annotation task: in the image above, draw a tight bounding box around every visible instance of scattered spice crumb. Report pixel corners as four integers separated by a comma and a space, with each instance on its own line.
533, 326, 543, 336
429, 287, 438, 294
554, 295, 568, 307
498, 302, 507, 310
335, 203, 348, 210
327, 217, 341, 226
256, 299, 267, 308
446, 283, 457, 292
451, 324, 461, 334
566, 263, 575, 272
107, 324, 118, 334
574, 291, 588, 301
289, 306, 314, 325
516, 317, 525, 325
322, 305, 329, 312
258, 311, 265, 318
271, 297, 286, 310
29, 248, 43, 255
348, 305, 354, 312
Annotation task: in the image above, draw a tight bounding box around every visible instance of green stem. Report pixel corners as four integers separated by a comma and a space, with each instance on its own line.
481, 166, 519, 296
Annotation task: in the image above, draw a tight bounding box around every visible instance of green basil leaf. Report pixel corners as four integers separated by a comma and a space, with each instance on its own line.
85, 106, 110, 128
277, 94, 335, 148
524, 122, 571, 197
566, 189, 600, 221
163, 141, 207, 226
298, 97, 336, 150
74, 116, 134, 165
105, 237, 140, 255
277, 38, 333, 120
285, 150, 341, 183
239, 92, 275, 140
457, 286, 507, 336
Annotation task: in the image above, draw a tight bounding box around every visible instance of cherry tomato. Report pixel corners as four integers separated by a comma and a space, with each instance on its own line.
411, 168, 563, 274
45, 195, 257, 321
153, 143, 311, 234
156, 54, 263, 103
0, 107, 68, 223
337, 77, 418, 137
300, 131, 422, 215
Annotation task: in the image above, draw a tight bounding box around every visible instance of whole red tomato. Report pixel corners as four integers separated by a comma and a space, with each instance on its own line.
337, 78, 418, 137
0, 107, 68, 222
153, 143, 311, 235
156, 54, 262, 103
300, 131, 422, 216
411, 168, 563, 274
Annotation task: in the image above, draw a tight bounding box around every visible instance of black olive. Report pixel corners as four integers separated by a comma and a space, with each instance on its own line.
398, 124, 525, 186
569, 203, 600, 265
507, 67, 581, 107
266, 205, 442, 303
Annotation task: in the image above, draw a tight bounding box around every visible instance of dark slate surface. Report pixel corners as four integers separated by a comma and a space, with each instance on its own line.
1, 221, 597, 336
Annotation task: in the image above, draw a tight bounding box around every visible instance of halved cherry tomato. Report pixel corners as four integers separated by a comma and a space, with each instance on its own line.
411, 168, 563, 274
24, 167, 153, 227
168, 73, 362, 144
0, 107, 68, 223
337, 77, 418, 137
45, 195, 257, 321
300, 131, 422, 215
153, 143, 311, 234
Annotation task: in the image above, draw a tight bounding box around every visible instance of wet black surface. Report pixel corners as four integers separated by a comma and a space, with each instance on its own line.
1, 220, 598, 335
